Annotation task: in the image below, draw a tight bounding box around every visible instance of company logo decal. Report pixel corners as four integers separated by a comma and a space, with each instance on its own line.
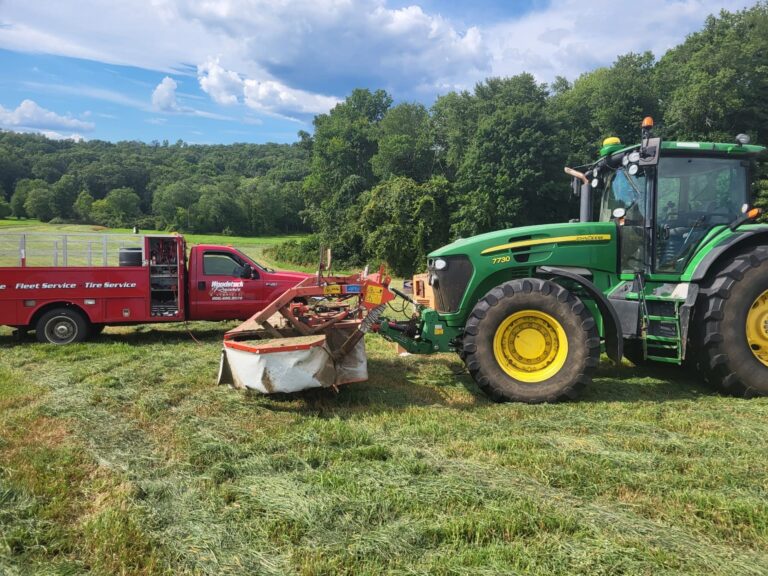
210, 280, 244, 301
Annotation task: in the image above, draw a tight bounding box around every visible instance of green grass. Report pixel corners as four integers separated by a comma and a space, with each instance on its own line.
2, 321, 768, 575
2, 226, 768, 574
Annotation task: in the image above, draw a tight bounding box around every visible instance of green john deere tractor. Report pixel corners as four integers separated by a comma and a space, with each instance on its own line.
379, 118, 768, 402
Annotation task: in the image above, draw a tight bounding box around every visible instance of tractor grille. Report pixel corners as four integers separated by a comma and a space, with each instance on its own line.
428, 255, 474, 313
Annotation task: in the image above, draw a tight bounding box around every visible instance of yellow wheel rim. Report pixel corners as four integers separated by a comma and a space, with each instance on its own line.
747, 289, 768, 368
493, 310, 568, 383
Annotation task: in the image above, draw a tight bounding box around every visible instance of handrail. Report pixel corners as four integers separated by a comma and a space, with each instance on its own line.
0, 232, 147, 268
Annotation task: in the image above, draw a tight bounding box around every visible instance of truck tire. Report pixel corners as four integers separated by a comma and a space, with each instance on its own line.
699, 247, 768, 397
462, 278, 600, 403
35, 308, 89, 345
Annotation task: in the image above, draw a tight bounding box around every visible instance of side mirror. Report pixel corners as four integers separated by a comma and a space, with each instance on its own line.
240, 264, 253, 279
730, 205, 763, 230
639, 137, 661, 166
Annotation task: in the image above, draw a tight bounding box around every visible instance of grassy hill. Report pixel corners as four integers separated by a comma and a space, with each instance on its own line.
1, 224, 768, 574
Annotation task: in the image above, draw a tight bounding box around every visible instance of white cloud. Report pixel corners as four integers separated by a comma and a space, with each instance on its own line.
242, 78, 340, 116
149, 74, 237, 120
0, 99, 94, 132
23, 81, 152, 111
484, 0, 753, 82
152, 76, 180, 111
198, 58, 243, 105
39, 130, 86, 142
182, 0, 489, 96
196, 58, 339, 116
0, 0, 758, 119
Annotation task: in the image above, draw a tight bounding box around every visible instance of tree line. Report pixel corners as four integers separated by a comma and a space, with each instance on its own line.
2, 4, 767, 275
0, 135, 311, 236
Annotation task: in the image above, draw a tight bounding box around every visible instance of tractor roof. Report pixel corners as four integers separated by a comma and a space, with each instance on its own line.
599, 140, 765, 158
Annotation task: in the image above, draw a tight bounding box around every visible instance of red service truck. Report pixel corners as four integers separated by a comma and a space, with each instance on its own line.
0, 232, 311, 344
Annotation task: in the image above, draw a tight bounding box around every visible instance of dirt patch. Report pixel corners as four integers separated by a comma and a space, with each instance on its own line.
3, 415, 74, 453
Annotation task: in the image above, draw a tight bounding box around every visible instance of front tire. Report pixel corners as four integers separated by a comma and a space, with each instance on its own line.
35, 308, 89, 345
462, 278, 600, 403
699, 247, 768, 396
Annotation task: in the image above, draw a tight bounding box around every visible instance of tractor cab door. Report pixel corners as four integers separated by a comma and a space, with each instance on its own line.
600, 166, 650, 274
654, 157, 748, 273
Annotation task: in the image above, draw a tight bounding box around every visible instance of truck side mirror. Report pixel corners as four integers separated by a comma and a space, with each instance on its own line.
240, 264, 253, 279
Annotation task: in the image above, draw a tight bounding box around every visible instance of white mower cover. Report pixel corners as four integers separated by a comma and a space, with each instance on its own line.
217, 330, 368, 394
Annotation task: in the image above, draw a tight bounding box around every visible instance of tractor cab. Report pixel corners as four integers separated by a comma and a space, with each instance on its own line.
591, 123, 763, 276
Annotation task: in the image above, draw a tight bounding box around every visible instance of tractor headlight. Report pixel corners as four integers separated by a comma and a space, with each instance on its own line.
434, 258, 448, 271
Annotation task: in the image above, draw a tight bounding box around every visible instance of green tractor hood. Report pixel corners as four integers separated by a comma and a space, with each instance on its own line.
430, 221, 618, 263
426, 221, 619, 326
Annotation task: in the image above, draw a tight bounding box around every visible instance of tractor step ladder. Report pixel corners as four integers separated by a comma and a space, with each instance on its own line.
633, 293, 685, 364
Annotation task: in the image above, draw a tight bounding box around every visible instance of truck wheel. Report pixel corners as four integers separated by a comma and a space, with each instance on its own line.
35, 308, 89, 345
462, 278, 600, 403
699, 247, 768, 397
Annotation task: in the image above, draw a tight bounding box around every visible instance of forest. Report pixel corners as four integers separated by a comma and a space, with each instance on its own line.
1, 4, 767, 275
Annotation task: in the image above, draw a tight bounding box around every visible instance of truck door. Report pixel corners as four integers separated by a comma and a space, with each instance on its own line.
193, 249, 261, 320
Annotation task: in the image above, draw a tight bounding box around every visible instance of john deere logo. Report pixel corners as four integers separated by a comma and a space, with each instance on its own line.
481, 234, 612, 255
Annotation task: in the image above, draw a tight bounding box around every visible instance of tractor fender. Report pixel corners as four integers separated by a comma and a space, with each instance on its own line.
536, 265, 623, 365
691, 228, 768, 281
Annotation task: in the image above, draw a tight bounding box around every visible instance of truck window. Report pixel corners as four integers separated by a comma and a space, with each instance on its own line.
203, 252, 245, 276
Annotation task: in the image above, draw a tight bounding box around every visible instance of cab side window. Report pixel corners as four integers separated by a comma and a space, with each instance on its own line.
601, 168, 648, 273
655, 157, 746, 272
203, 252, 244, 276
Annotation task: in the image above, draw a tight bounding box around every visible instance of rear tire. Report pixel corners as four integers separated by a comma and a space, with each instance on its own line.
699, 247, 768, 396
462, 278, 600, 403
35, 308, 89, 345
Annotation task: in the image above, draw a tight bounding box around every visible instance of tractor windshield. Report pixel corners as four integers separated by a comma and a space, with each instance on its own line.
600, 166, 649, 272
655, 157, 747, 272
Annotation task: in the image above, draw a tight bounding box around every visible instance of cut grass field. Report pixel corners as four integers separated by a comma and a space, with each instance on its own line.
2, 227, 768, 574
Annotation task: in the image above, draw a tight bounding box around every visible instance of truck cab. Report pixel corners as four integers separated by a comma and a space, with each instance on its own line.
188, 244, 311, 320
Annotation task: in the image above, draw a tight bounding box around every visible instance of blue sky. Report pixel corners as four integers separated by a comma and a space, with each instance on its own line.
0, 0, 756, 144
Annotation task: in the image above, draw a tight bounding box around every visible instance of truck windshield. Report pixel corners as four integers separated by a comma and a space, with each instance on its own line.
233, 248, 273, 273
655, 157, 747, 271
